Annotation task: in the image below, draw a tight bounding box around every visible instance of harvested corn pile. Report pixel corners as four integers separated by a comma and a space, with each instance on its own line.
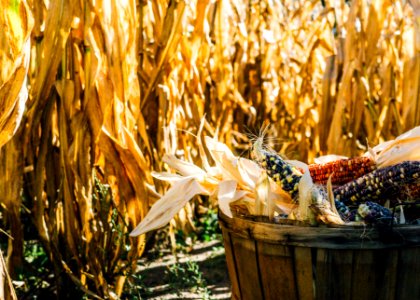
131, 125, 420, 237
253, 126, 420, 225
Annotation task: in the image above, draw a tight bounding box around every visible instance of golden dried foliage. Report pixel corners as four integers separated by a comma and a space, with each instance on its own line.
0, 0, 419, 297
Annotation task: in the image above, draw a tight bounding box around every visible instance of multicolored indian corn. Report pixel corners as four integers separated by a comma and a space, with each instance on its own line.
334, 161, 420, 205
357, 201, 395, 224
257, 147, 420, 225
258, 149, 303, 199
336, 200, 395, 224
308, 156, 376, 185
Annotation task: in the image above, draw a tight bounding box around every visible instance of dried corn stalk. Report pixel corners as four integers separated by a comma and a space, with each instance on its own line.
19, 0, 157, 297
0, 0, 419, 297
0, 1, 32, 298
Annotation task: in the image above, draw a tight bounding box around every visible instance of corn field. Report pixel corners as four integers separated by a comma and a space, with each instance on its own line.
0, 0, 419, 298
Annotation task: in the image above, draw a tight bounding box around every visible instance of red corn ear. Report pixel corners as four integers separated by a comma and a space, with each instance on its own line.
308, 156, 376, 185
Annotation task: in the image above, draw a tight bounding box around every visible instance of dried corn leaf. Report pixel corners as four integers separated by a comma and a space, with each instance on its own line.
0, 0, 32, 148
217, 180, 247, 218
130, 177, 212, 236
0, 63, 27, 148
371, 126, 420, 166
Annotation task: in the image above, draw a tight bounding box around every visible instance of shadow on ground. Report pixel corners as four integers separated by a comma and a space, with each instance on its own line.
135, 240, 231, 299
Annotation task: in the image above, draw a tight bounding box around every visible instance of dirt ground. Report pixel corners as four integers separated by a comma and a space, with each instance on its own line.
136, 240, 232, 299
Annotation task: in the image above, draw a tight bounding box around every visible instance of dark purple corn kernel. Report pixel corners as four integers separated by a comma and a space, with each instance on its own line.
334, 161, 420, 205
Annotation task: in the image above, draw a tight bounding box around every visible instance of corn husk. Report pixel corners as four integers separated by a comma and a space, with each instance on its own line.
368, 126, 420, 167
130, 136, 296, 236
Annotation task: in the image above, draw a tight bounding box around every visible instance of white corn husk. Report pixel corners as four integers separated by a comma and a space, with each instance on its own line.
130, 136, 296, 236
367, 126, 420, 167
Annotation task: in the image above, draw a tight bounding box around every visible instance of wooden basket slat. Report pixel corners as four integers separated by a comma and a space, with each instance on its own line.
350, 249, 397, 300
231, 235, 264, 300
376, 249, 399, 300
395, 247, 420, 300
256, 242, 297, 300
222, 231, 241, 300
294, 247, 314, 300
315, 249, 353, 300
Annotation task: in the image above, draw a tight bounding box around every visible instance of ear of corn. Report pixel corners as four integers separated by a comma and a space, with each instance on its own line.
308, 156, 376, 185
357, 202, 395, 224
258, 149, 303, 199
336, 200, 395, 224
335, 199, 351, 219
334, 161, 420, 205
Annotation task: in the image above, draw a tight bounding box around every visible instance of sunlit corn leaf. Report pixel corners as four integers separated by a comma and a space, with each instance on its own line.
0, 0, 33, 148
130, 177, 212, 236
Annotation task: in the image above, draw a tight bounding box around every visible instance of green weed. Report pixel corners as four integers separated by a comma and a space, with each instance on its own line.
165, 260, 211, 299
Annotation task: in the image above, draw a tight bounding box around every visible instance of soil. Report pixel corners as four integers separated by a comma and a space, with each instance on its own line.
136, 240, 232, 299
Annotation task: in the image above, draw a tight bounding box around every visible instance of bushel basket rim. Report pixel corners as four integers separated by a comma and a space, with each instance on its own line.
218, 211, 420, 249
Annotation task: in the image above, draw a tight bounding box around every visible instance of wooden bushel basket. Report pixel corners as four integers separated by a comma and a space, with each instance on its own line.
219, 211, 420, 300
